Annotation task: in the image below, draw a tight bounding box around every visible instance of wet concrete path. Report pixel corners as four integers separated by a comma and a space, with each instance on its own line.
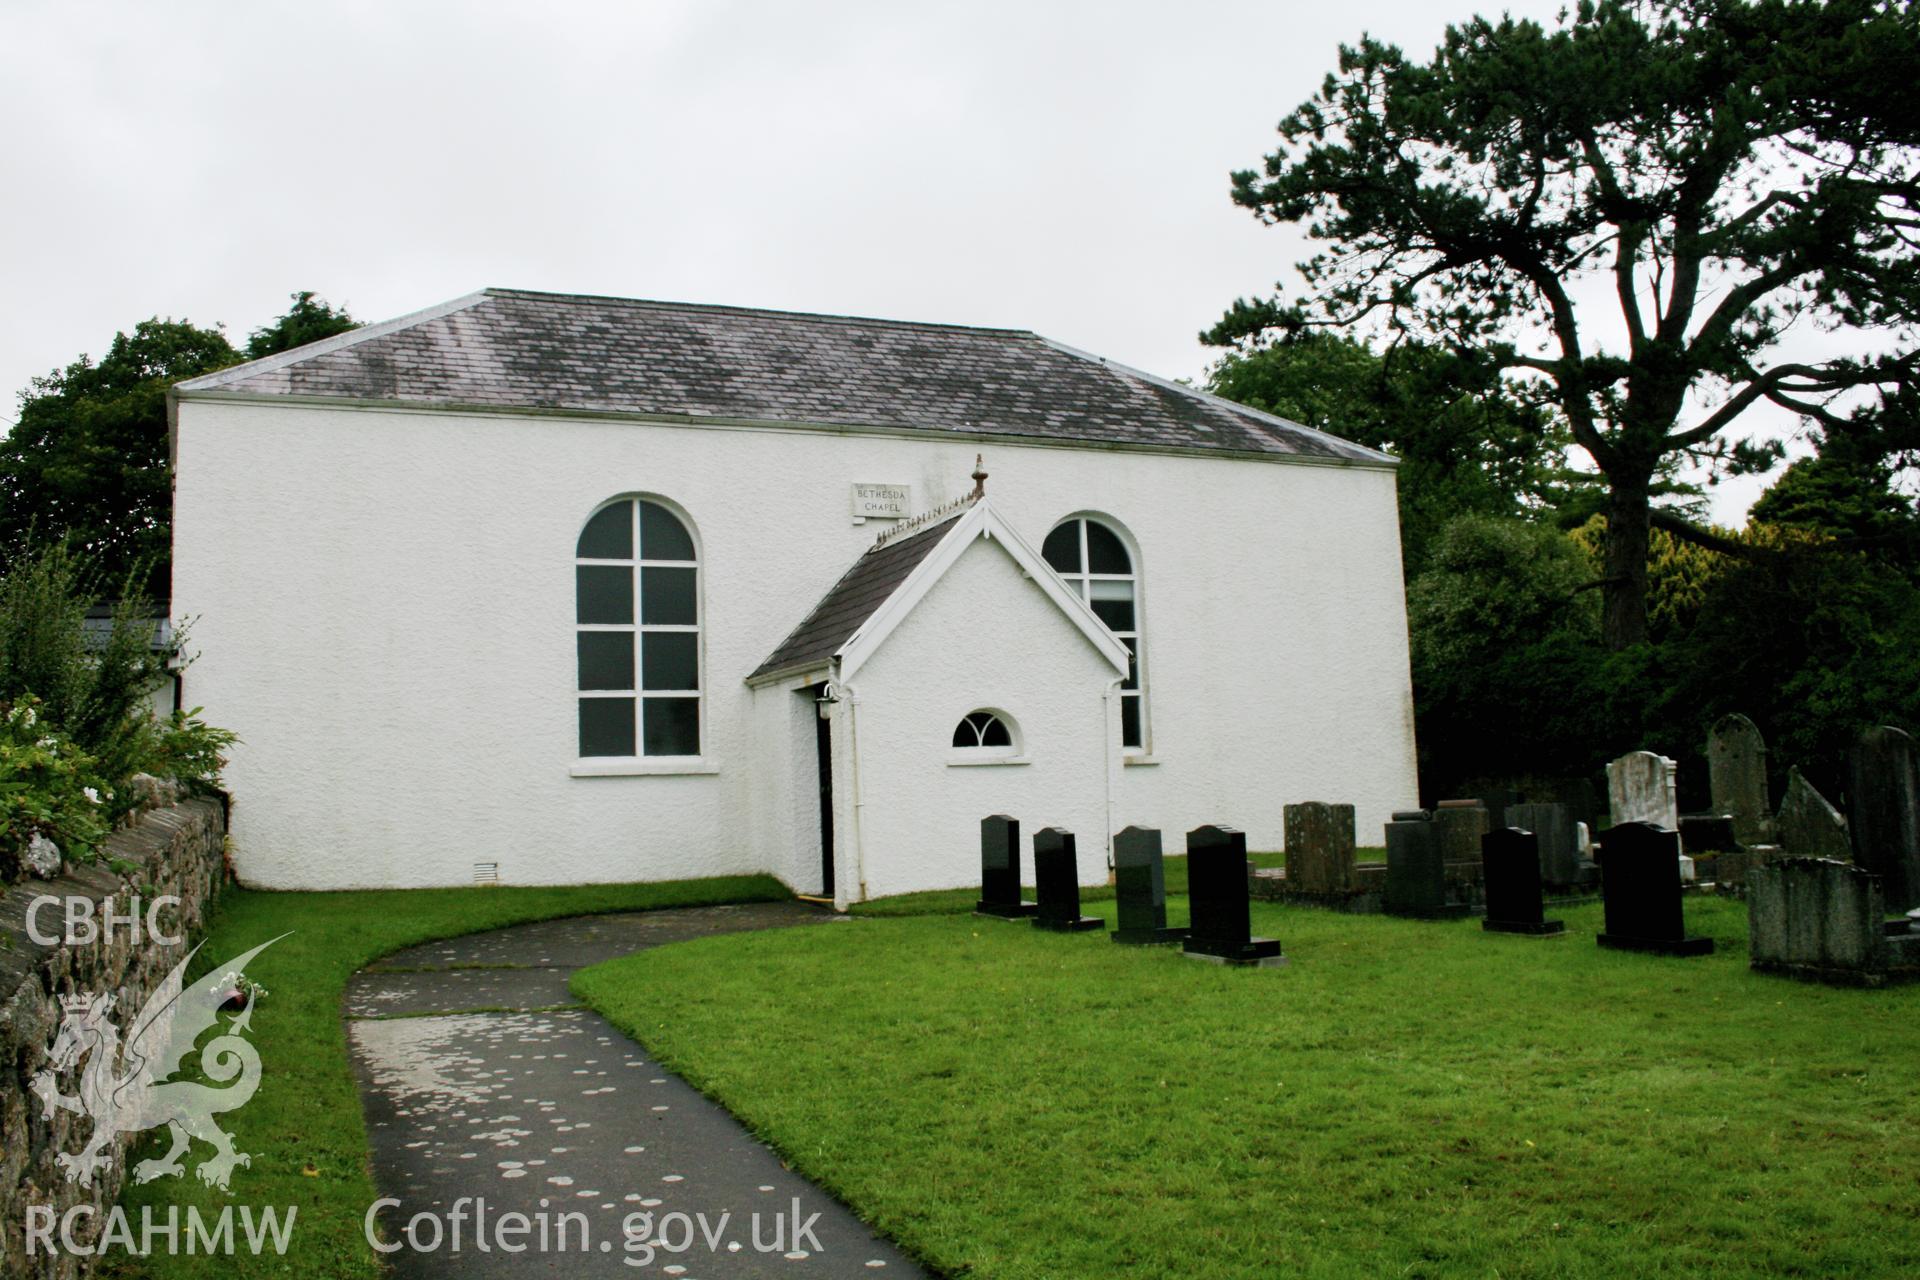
346, 903, 927, 1278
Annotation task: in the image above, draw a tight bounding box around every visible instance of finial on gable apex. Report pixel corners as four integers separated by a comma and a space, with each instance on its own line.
971, 454, 988, 500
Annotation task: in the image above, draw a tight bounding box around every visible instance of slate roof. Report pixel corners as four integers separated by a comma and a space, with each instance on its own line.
749, 509, 968, 682
174, 288, 1392, 465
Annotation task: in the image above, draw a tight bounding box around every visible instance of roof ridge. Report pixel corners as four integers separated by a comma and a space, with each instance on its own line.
869, 493, 977, 549
1029, 333, 1398, 466
482, 287, 1038, 339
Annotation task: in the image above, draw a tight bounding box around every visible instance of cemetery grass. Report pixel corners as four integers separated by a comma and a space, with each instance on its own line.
576, 895, 1920, 1280
103, 874, 790, 1280
850, 849, 1386, 916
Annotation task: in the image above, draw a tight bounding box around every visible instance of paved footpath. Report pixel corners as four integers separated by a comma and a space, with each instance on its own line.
345, 903, 928, 1278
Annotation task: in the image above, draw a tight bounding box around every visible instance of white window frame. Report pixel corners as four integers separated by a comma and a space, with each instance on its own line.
572, 497, 709, 774
1045, 515, 1148, 753
947, 708, 1028, 767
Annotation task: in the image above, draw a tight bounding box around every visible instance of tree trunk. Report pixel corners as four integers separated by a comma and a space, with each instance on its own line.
1602, 474, 1652, 649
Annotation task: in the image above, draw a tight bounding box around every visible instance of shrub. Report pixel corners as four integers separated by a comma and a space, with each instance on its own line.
0, 699, 112, 877
0, 543, 236, 878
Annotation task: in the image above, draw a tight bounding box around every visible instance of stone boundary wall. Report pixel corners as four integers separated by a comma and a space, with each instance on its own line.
0, 796, 227, 1280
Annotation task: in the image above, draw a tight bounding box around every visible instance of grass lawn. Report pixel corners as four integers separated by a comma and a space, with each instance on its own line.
848, 849, 1383, 917
104, 874, 789, 1279
575, 894, 1920, 1279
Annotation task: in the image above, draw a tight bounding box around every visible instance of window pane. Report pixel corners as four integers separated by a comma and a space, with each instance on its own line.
640, 501, 695, 562
980, 715, 1011, 748
1085, 521, 1131, 573
579, 697, 636, 756
576, 502, 632, 559
576, 566, 633, 624
643, 697, 700, 756
577, 632, 634, 690
952, 719, 974, 748
1090, 592, 1135, 633
1121, 694, 1142, 748
641, 631, 698, 690
1121, 637, 1139, 689
1042, 522, 1081, 574
641, 567, 697, 624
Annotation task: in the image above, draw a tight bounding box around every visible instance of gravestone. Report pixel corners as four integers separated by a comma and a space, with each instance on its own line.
1480, 827, 1565, 936
1556, 777, 1602, 835
1112, 825, 1186, 945
1776, 768, 1852, 862
1182, 825, 1283, 966
1848, 726, 1920, 914
1283, 802, 1356, 895
1574, 821, 1599, 886
1384, 810, 1469, 919
976, 814, 1036, 917
1608, 752, 1679, 831
1708, 714, 1773, 844
1031, 827, 1104, 932
1749, 857, 1919, 986
1433, 800, 1490, 865
1596, 822, 1714, 956
1476, 788, 1520, 830
1508, 802, 1578, 886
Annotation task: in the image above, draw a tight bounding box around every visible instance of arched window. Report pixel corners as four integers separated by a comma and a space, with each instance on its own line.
952, 710, 1014, 750
1042, 516, 1145, 749
575, 498, 701, 757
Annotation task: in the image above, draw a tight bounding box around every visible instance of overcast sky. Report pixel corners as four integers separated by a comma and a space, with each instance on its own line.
3, 0, 1798, 521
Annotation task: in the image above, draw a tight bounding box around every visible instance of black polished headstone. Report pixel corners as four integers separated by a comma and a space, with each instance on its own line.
975, 814, 1036, 918
1597, 821, 1714, 956
1507, 802, 1578, 886
1481, 827, 1565, 936
1850, 725, 1920, 914
1031, 827, 1104, 932
1182, 825, 1283, 966
1384, 810, 1470, 919
1112, 826, 1187, 945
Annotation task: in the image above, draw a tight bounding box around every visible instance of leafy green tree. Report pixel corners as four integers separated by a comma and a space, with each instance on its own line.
1405, 515, 1633, 796
0, 292, 359, 599
1206, 333, 1574, 572
1211, 0, 1920, 649
0, 319, 238, 598
245, 290, 358, 359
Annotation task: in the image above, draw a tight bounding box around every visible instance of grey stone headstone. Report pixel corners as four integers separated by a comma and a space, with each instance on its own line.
1776, 768, 1852, 862
1508, 802, 1577, 885
1433, 800, 1490, 865
1708, 714, 1773, 844
1283, 801, 1356, 895
1608, 752, 1679, 831
1749, 857, 1887, 984
1848, 726, 1920, 914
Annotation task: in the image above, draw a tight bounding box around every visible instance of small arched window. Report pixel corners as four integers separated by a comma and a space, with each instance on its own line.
952, 710, 1015, 751
575, 498, 701, 758
1042, 516, 1146, 749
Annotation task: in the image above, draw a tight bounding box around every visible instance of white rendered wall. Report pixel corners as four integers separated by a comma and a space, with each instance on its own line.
837, 532, 1117, 901
172, 398, 1417, 891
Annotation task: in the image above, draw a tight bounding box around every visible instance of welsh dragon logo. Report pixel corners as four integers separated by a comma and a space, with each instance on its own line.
30, 936, 285, 1191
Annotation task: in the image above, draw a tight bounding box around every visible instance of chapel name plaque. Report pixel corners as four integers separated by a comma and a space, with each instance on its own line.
851, 483, 911, 519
